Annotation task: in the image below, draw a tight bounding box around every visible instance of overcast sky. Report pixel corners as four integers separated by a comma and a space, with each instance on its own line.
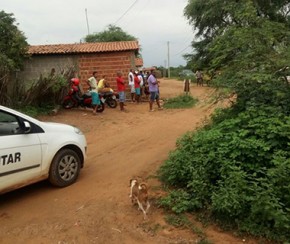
2, 0, 195, 67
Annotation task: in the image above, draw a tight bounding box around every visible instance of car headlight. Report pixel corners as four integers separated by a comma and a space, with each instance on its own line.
74, 127, 84, 135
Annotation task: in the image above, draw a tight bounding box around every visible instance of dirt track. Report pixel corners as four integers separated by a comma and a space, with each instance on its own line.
0, 79, 257, 244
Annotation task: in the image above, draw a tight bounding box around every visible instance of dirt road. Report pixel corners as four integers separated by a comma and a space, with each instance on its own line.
0, 79, 256, 244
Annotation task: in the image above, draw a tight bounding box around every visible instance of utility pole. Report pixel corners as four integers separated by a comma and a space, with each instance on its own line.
85, 8, 90, 35
167, 41, 170, 78
164, 60, 167, 77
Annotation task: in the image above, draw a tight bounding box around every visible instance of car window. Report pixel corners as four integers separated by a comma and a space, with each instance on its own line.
0, 111, 22, 136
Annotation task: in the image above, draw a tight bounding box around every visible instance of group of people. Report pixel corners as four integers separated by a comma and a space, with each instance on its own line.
71, 68, 205, 115
116, 69, 163, 112
79, 69, 163, 114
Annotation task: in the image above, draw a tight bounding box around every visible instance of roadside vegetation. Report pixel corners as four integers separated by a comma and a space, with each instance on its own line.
0, 11, 28, 107
163, 94, 198, 109
0, 11, 73, 116
158, 1, 290, 242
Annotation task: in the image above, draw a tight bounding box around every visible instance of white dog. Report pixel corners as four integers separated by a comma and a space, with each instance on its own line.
129, 178, 150, 219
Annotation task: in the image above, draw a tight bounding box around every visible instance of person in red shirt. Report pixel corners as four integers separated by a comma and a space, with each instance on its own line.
116, 71, 127, 111
70, 78, 83, 104
134, 71, 141, 103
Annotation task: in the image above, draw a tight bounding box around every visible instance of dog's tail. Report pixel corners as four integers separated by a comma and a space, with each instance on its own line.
130, 179, 138, 187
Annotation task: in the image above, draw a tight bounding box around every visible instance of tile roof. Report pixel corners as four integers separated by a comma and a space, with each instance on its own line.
28, 41, 139, 55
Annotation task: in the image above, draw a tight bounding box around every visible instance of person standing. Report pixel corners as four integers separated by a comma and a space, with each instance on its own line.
128, 69, 135, 102
87, 71, 100, 115
196, 69, 203, 86
116, 71, 127, 112
144, 71, 150, 100
134, 71, 141, 103
138, 70, 144, 100
147, 70, 163, 112
184, 75, 191, 95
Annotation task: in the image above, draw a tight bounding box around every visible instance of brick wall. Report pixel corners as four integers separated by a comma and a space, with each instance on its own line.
79, 51, 135, 91
21, 51, 137, 93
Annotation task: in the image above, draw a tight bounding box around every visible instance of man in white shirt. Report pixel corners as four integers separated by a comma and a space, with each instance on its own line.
87, 71, 100, 115
128, 69, 135, 102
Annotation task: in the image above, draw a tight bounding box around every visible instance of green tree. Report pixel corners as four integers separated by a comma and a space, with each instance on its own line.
85, 24, 137, 42
184, 0, 290, 85
0, 11, 28, 73
0, 10, 28, 105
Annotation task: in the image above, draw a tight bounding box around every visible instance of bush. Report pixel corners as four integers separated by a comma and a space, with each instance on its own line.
17, 105, 55, 117
158, 82, 290, 241
163, 94, 198, 109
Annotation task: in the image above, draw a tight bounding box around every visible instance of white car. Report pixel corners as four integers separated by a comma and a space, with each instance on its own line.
0, 105, 87, 194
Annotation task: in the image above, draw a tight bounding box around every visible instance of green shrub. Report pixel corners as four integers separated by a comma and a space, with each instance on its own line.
163, 94, 198, 109
159, 189, 201, 213
18, 105, 54, 117
158, 83, 290, 241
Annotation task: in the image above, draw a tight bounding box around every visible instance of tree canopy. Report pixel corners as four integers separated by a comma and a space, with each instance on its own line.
84, 24, 137, 43
0, 10, 28, 74
184, 0, 290, 86
0, 10, 28, 106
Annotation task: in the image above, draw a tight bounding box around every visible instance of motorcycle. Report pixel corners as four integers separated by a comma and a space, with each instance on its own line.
100, 91, 118, 108
63, 90, 105, 113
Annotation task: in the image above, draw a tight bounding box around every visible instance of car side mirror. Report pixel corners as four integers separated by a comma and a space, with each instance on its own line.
23, 121, 31, 133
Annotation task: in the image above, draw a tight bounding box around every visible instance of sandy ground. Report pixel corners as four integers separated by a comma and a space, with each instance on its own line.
0, 79, 259, 244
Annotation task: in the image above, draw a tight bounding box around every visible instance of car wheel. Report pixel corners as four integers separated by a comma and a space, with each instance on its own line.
49, 149, 81, 187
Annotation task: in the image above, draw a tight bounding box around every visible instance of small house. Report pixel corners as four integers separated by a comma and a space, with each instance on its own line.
22, 41, 142, 91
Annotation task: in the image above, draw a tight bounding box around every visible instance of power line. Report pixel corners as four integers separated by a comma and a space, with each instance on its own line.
114, 0, 139, 25
117, 0, 150, 29
174, 44, 192, 56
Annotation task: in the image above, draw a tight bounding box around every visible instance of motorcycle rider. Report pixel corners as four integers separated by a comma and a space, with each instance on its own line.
70, 78, 83, 104
98, 75, 113, 93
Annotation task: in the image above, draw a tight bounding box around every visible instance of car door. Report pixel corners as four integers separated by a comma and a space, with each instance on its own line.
0, 110, 42, 193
